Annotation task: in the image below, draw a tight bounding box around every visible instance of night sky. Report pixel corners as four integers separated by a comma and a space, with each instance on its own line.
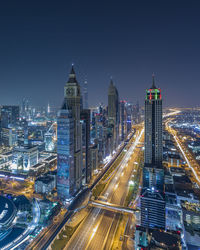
0, 0, 200, 108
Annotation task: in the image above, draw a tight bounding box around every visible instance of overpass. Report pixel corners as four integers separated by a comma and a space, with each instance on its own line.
88, 200, 139, 214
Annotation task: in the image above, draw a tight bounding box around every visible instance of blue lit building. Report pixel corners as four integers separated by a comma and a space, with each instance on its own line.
57, 109, 74, 199
143, 166, 164, 192
44, 132, 55, 152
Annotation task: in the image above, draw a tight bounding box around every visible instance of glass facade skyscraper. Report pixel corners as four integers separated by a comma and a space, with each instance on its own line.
57, 109, 74, 199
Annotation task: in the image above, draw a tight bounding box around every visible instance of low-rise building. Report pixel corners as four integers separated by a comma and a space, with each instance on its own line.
12, 145, 38, 171
135, 226, 181, 250
35, 175, 56, 194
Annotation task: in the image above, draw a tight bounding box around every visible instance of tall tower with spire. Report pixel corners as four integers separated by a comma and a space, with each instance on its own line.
144, 74, 162, 166
141, 75, 165, 230
57, 65, 82, 200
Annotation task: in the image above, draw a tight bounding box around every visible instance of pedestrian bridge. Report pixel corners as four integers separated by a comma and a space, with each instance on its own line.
88, 200, 139, 214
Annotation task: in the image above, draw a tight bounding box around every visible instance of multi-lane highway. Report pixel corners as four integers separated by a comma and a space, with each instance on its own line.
65, 128, 144, 250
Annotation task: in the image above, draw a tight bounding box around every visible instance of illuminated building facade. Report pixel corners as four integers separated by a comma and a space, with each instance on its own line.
12, 146, 38, 171
44, 132, 55, 152
57, 109, 74, 199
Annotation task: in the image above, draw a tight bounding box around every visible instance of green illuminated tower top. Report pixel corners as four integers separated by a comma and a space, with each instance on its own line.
146, 74, 162, 100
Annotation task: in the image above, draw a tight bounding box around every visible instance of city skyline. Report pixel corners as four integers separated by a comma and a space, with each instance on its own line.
1, 1, 200, 107
1, 1, 200, 250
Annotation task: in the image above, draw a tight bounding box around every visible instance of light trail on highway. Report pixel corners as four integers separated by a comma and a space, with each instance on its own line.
65, 127, 144, 250
169, 126, 200, 184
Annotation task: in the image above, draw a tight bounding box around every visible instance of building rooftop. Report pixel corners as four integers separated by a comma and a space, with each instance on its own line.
141, 189, 165, 200
36, 175, 54, 184
150, 230, 180, 249
173, 175, 191, 184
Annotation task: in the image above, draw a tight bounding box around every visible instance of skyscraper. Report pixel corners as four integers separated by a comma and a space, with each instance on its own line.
57, 65, 82, 200
1, 105, 19, 128
81, 109, 91, 184
57, 109, 74, 199
108, 79, 119, 152
125, 102, 132, 133
144, 75, 162, 166
120, 100, 126, 141
83, 80, 89, 109
141, 75, 165, 230
21, 98, 29, 118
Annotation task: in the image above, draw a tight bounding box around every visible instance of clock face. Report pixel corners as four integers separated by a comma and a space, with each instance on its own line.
66, 88, 74, 96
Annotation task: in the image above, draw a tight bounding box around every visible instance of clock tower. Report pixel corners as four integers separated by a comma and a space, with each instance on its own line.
64, 66, 81, 99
